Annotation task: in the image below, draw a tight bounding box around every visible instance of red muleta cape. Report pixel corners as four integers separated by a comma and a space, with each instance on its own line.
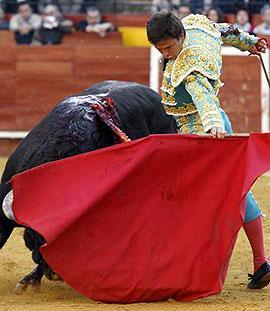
11, 133, 270, 303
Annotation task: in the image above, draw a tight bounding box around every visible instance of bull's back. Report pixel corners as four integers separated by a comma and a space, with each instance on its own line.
84, 81, 177, 139
1, 81, 177, 183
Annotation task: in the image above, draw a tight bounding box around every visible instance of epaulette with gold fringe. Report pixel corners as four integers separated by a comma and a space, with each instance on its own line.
171, 46, 220, 87
182, 14, 220, 38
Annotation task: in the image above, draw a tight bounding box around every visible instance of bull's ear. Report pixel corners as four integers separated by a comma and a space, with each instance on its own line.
0, 183, 15, 249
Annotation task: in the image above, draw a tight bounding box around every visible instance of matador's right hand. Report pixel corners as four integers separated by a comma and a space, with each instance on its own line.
210, 126, 226, 139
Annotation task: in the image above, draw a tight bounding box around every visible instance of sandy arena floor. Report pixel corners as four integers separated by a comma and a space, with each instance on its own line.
0, 157, 269, 311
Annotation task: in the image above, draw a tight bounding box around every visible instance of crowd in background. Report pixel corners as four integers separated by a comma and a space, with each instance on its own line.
0, 0, 115, 44
151, 0, 270, 35
151, 0, 270, 13
1, 0, 270, 45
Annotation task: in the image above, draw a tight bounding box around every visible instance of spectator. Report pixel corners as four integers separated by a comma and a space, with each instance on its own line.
177, 4, 191, 20
234, 8, 253, 33
0, 6, 9, 29
206, 7, 224, 23
151, 0, 173, 13
39, 4, 72, 44
9, 1, 41, 44
253, 4, 270, 35
75, 6, 115, 37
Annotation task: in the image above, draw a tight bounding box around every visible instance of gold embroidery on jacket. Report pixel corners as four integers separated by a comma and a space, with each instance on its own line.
161, 78, 176, 96
171, 46, 220, 87
161, 92, 176, 106
163, 103, 197, 116
182, 14, 221, 39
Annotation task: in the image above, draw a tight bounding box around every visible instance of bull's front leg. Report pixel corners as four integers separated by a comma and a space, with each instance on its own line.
0, 219, 14, 249
15, 264, 44, 294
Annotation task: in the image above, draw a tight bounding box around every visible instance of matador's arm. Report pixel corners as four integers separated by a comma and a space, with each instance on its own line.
215, 23, 258, 51
185, 73, 224, 133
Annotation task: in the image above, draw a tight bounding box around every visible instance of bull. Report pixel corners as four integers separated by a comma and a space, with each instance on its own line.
0, 80, 177, 293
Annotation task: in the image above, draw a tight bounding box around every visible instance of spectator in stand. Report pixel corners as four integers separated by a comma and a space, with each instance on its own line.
39, 4, 72, 44
253, 4, 270, 35
151, 0, 173, 13
0, 6, 9, 29
177, 4, 191, 20
75, 6, 115, 38
206, 7, 224, 23
234, 8, 253, 34
9, 1, 41, 44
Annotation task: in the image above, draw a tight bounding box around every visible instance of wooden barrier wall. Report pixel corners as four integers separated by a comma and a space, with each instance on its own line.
219, 55, 262, 133
0, 31, 149, 133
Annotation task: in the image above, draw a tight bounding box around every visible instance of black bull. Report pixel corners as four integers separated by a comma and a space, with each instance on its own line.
0, 81, 177, 290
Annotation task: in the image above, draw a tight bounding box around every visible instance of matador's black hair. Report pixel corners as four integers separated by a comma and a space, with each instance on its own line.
146, 12, 186, 45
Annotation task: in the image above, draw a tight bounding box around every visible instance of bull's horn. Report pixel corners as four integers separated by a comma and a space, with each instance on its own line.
0, 184, 16, 249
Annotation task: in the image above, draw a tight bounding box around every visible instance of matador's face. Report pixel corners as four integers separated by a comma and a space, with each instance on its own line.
154, 34, 185, 61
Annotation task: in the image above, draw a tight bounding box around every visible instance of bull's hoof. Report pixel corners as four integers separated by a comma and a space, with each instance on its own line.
14, 281, 40, 295
14, 265, 44, 295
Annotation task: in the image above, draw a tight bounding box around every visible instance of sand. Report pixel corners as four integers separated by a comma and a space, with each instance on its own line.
0, 157, 269, 310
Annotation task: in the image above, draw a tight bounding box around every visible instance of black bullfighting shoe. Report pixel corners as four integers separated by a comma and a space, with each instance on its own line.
247, 262, 270, 289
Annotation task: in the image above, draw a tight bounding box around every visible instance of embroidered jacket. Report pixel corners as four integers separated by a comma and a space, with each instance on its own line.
161, 14, 258, 133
